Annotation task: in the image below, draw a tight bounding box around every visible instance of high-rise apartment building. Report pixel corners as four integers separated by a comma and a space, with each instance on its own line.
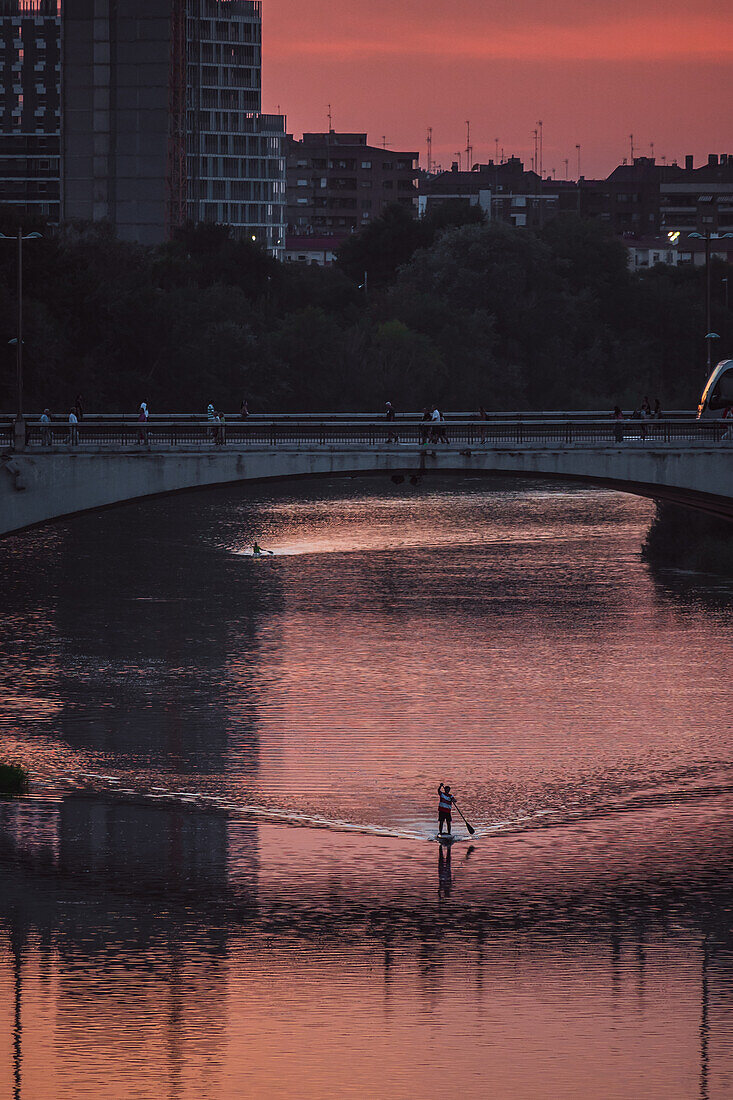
62, 0, 285, 250
0, 0, 60, 222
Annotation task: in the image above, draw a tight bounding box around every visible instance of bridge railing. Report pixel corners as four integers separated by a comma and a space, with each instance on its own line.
14, 417, 733, 449
0, 409, 699, 425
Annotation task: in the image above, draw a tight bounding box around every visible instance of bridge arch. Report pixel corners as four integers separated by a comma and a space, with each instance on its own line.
1, 440, 732, 537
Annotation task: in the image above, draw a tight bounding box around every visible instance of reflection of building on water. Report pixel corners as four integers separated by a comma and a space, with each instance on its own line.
0, 793, 261, 1098
34, 496, 287, 772
57, 795, 260, 916
0, 793, 260, 916
0, 799, 60, 869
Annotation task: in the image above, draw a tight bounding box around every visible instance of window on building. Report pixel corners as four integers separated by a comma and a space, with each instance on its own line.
361, 161, 371, 169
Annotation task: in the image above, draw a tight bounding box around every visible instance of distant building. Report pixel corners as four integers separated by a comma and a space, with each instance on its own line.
419, 152, 733, 244
660, 153, 733, 235
284, 235, 339, 265
578, 157, 680, 235
419, 158, 567, 229
61, 0, 286, 251
625, 235, 733, 270
0, 0, 60, 223
286, 132, 418, 237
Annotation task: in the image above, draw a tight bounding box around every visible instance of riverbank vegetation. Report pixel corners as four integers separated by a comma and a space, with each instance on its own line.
0, 205, 731, 414
0, 762, 29, 794
642, 503, 733, 575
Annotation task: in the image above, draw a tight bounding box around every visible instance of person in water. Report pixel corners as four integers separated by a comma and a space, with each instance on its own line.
438, 782, 455, 835
252, 542, 263, 555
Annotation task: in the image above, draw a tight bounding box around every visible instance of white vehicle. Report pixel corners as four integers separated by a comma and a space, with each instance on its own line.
698, 359, 733, 418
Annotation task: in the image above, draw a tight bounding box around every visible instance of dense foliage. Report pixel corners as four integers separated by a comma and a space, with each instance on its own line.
0, 206, 731, 414
0, 762, 29, 794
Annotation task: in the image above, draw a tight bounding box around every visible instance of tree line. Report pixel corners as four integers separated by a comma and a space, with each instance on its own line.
0, 203, 731, 415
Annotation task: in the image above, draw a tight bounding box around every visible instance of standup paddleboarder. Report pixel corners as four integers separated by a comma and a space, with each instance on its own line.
438, 782, 455, 836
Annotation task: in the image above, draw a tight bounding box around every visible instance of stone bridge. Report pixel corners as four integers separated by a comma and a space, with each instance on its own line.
1, 416, 731, 536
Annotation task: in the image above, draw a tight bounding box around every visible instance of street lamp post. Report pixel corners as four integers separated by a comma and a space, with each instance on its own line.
688, 231, 733, 372
0, 229, 42, 449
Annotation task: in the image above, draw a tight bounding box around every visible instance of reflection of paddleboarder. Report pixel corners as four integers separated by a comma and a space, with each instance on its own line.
438, 782, 455, 835
438, 845, 452, 898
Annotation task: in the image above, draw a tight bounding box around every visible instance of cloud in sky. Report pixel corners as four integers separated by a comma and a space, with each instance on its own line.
262, 0, 733, 176
271, 17, 733, 64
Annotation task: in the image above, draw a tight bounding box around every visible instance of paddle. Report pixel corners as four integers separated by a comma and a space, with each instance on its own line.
452, 800, 476, 836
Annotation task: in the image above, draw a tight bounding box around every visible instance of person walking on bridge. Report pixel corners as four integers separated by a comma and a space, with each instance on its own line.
438, 782, 455, 836
39, 408, 51, 447
67, 407, 78, 444
137, 402, 149, 445
385, 401, 399, 444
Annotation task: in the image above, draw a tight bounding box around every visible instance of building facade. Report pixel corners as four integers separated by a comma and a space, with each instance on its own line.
660, 154, 733, 235
624, 235, 733, 270
419, 158, 566, 229
62, 0, 285, 251
283, 235, 339, 265
0, 0, 60, 223
286, 132, 418, 236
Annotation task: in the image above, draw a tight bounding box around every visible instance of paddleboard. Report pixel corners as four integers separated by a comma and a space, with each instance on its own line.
436, 833, 458, 844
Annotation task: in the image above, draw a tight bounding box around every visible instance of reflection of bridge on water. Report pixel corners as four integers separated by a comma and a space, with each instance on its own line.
1, 414, 732, 536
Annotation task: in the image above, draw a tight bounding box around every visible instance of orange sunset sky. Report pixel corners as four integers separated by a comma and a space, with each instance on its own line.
261, 0, 733, 178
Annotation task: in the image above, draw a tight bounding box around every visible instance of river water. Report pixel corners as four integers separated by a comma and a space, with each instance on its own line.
0, 478, 732, 1099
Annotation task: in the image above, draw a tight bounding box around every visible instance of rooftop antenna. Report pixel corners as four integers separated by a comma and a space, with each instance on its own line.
454, 151, 462, 171
501, 146, 504, 164
494, 137, 499, 163
575, 144, 581, 214
327, 104, 333, 132
630, 132, 634, 161
382, 135, 389, 148
532, 128, 538, 173
564, 157, 569, 180
466, 120, 472, 171
538, 119, 543, 179
427, 127, 433, 174
650, 141, 655, 160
